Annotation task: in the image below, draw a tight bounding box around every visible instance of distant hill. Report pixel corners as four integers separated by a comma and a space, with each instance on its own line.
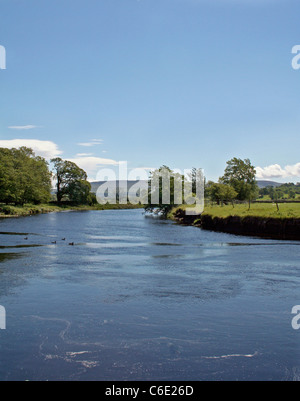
256, 180, 282, 189
51, 180, 282, 195
90, 180, 282, 192
90, 180, 148, 194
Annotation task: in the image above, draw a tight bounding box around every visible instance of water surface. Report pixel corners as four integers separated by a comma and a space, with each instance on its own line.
0, 209, 299, 381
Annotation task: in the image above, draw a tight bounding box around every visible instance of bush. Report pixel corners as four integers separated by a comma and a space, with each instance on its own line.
0, 206, 15, 215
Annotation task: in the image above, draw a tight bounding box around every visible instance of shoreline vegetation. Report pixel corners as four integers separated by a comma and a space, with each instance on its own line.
143, 161, 300, 241
2, 200, 300, 241
0, 202, 144, 218
1, 149, 300, 240
0, 147, 145, 219
169, 203, 300, 241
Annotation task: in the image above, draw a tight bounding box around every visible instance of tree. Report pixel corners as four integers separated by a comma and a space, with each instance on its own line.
0, 148, 15, 204
209, 183, 237, 206
0, 147, 51, 206
288, 189, 296, 199
271, 188, 284, 212
67, 179, 91, 204
220, 157, 258, 208
144, 166, 184, 216
190, 167, 198, 195
204, 180, 215, 202
51, 158, 92, 204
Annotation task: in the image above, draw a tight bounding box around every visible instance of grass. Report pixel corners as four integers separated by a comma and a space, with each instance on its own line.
0, 204, 62, 217
203, 203, 300, 219
0, 202, 144, 218
170, 202, 300, 220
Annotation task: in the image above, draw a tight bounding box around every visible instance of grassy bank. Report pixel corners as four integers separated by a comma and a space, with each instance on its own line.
169, 202, 300, 240
0, 202, 144, 218
203, 203, 300, 219
170, 202, 300, 221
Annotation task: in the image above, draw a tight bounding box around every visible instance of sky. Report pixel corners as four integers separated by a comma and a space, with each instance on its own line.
0, 0, 300, 182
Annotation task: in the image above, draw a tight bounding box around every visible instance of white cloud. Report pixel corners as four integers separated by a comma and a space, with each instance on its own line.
77, 139, 103, 147
256, 163, 300, 180
67, 156, 119, 180
0, 139, 63, 159
76, 153, 94, 157
77, 143, 96, 147
285, 163, 300, 177
8, 125, 38, 130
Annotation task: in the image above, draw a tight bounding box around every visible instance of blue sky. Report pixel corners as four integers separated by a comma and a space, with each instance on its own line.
0, 0, 300, 181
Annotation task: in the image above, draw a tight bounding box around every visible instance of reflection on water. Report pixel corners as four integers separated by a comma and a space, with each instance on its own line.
0, 245, 45, 249
0, 253, 23, 263
151, 242, 183, 246
0, 232, 30, 236
0, 209, 299, 381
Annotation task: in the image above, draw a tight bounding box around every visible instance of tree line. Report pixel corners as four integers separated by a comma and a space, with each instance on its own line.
258, 183, 300, 201
1, 148, 278, 210
145, 158, 259, 215
0, 147, 96, 206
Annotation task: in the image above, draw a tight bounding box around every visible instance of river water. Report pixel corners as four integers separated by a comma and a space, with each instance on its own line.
0, 209, 299, 381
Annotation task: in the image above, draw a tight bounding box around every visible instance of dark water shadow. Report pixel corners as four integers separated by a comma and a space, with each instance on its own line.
227, 242, 300, 247
151, 242, 183, 247
0, 232, 29, 236
152, 254, 184, 259
0, 244, 45, 250
0, 253, 24, 263
0, 232, 42, 237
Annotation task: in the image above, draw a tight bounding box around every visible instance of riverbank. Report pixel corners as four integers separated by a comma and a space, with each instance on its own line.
170, 203, 300, 241
0, 203, 144, 218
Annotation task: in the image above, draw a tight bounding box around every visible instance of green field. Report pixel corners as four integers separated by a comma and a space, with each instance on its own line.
170, 202, 300, 220
203, 203, 300, 219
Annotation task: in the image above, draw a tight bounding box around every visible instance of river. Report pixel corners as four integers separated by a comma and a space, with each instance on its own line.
0, 209, 299, 381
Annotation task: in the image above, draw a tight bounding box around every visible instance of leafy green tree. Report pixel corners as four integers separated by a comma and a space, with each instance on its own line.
275, 189, 284, 200
0, 147, 51, 206
204, 180, 215, 201
268, 187, 275, 200
272, 188, 284, 212
51, 158, 92, 204
144, 166, 184, 216
209, 183, 237, 206
67, 179, 91, 204
288, 189, 296, 199
0, 148, 15, 204
269, 188, 283, 201
220, 157, 258, 208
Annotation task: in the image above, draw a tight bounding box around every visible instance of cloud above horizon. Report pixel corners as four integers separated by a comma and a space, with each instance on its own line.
256, 162, 300, 180
77, 139, 103, 147
67, 155, 119, 180
8, 125, 39, 130
0, 139, 63, 159
0, 139, 119, 179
